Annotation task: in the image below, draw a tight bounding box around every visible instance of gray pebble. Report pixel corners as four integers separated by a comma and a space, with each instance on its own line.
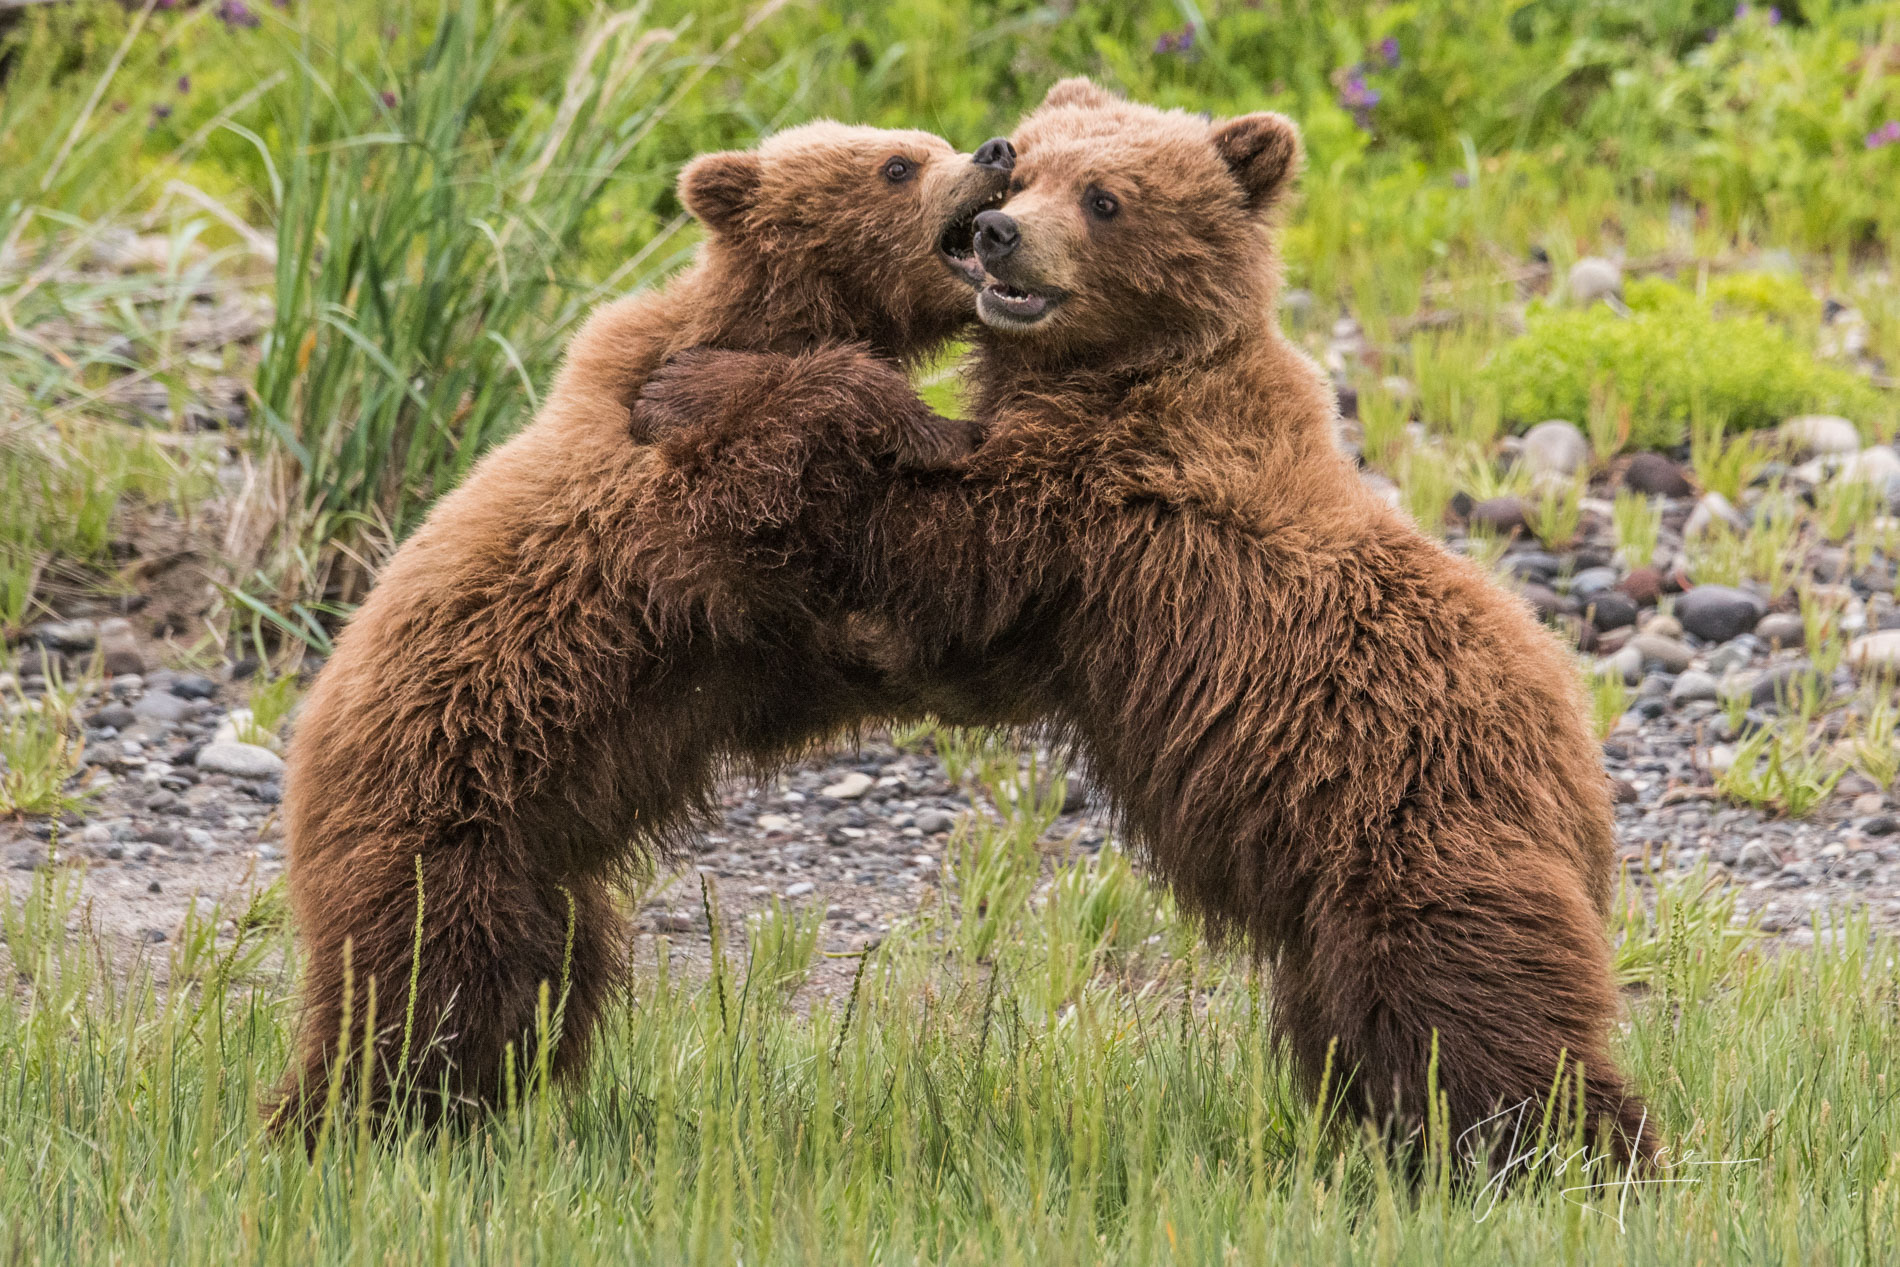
194, 742, 285, 780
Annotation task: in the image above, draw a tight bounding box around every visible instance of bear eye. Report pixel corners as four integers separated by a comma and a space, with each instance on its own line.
882, 156, 915, 184
1086, 188, 1120, 220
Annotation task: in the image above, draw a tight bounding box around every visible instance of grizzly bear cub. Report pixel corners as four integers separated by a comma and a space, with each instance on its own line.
270, 123, 1013, 1141
637, 81, 1652, 1165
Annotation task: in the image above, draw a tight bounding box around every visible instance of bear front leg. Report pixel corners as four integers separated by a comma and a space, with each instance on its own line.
270, 838, 622, 1149
1271, 858, 1654, 1176
632, 345, 979, 542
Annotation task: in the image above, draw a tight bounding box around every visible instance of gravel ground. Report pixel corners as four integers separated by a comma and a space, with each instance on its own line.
5, 567, 1898, 988
8, 253, 1899, 974
0, 647, 1109, 996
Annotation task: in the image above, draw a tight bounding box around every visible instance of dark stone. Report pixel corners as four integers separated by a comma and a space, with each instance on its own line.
1622, 452, 1694, 497
1468, 496, 1530, 536
1569, 566, 1620, 599
1501, 551, 1561, 582
169, 674, 218, 700
1587, 592, 1639, 631
88, 703, 137, 730
102, 643, 148, 677
1676, 585, 1769, 642
30, 620, 97, 653
1751, 661, 1817, 710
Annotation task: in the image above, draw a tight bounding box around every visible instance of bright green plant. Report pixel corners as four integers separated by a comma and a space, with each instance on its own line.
1399, 445, 1456, 531
239, 665, 302, 746
246, 1, 702, 610
1584, 377, 1629, 462
1717, 719, 1843, 818
1527, 477, 1582, 549
1689, 410, 1763, 503
1452, 445, 1529, 503
1487, 295, 1888, 446
1798, 587, 1848, 678
1683, 521, 1747, 588
1852, 691, 1900, 791
1744, 496, 1804, 599
1703, 271, 1819, 328
1354, 376, 1409, 469
0, 663, 94, 817
1588, 663, 1631, 741
1817, 473, 1884, 545
743, 899, 822, 999
1611, 489, 1661, 568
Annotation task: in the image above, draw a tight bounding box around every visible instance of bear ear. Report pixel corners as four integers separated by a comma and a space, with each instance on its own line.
1039, 77, 1118, 112
680, 151, 762, 234
1209, 112, 1303, 215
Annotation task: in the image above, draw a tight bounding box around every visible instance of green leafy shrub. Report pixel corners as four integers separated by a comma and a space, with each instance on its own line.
1486, 289, 1887, 449
1702, 271, 1819, 326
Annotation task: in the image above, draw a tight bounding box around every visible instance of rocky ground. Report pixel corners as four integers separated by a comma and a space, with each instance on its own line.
8, 478, 1900, 991
0, 627, 1106, 995
8, 251, 1900, 983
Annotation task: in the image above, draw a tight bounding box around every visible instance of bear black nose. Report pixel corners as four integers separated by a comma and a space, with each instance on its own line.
973, 209, 1019, 263
973, 137, 1015, 172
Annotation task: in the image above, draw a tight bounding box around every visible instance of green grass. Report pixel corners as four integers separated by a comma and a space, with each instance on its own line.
3, 790, 1900, 1263
0, 658, 95, 817
1487, 282, 1892, 448
6, 3, 1900, 1259
7, 0, 1900, 638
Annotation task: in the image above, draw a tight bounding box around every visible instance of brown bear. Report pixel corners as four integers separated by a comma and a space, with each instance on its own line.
635, 81, 1653, 1166
269, 121, 1014, 1142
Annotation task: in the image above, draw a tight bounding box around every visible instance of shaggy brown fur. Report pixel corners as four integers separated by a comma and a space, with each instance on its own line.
270, 122, 1011, 1142
636, 82, 1652, 1165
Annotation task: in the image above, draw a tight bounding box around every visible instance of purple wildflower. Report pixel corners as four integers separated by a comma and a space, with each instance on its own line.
176, 75, 190, 95
1768, 6, 1781, 22
1378, 37, 1401, 68
1867, 121, 1900, 150
1338, 67, 1380, 111
1154, 25, 1195, 55
150, 103, 173, 125
1451, 171, 1470, 188
216, 1, 260, 28
380, 90, 399, 109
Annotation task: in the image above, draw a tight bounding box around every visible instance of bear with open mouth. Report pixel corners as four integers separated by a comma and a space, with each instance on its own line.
637, 80, 1653, 1167
271, 122, 1013, 1144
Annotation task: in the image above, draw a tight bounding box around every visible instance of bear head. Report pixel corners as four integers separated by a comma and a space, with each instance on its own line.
679, 122, 1013, 358
967, 78, 1301, 367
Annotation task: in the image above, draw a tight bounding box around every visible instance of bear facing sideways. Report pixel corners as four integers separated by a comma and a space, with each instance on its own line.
637, 81, 1652, 1165
270, 123, 1014, 1142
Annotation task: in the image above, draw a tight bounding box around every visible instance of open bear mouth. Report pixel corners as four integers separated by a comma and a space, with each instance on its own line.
937, 190, 1006, 285
977, 279, 1059, 326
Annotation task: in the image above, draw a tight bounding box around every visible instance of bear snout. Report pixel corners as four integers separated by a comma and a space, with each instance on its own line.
973, 137, 1016, 171
974, 209, 1020, 264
